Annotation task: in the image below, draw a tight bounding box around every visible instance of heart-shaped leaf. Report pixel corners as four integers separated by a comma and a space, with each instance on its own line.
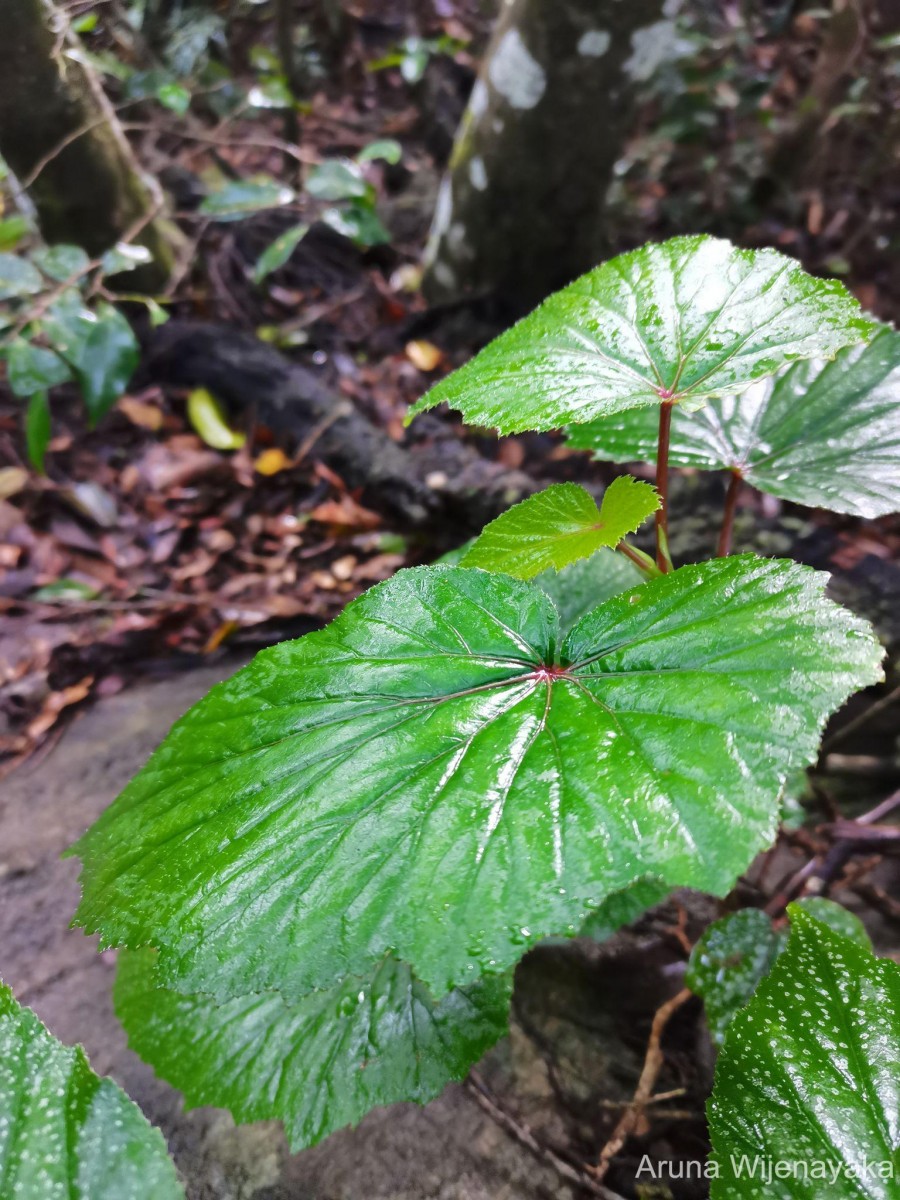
708, 907, 900, 1197
567, 326, 900, 519
406, 236, 875, 434
115, 949, 510, 1153
69, 558, 881, 1001
0, 981, 184, 1199
461, 480, 659, 579
686, 900, 869, 1046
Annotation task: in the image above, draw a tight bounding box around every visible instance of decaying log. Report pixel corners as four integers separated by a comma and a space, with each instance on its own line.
138, 320, 534, 531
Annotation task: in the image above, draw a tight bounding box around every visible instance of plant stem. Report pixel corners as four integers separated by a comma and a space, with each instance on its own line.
616, 540, 662, 579
654, 400, 675, 573
717, 470, 742, 558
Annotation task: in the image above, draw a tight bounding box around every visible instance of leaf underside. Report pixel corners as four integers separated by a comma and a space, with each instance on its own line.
406, 235, 875, 434
0, 981, 184, 1200
115, 949, 511, 1153
462, 480, 659, 579
709, 908, 900, 1198
567, 327, 900, 519
69, 558, 882, 1002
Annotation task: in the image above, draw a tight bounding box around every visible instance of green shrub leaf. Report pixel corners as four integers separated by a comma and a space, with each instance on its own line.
199, 177, 296, 221
7, 339, 72, 396
688, 901, 870, 1046
0, 980, 184, 1199
32, 243, 92, 282
252, 223, 309, 283
708, 907, 900, 1197
25, 390, 51, 473
306, 159, 371, 201
567, 326, 900, 519
407, 236, 875, 434
115, 949, 510, 1153
461, 480, 660, 578
0, 251, 43, 300
69, 557, 882, 1001
45, 302, 139, 425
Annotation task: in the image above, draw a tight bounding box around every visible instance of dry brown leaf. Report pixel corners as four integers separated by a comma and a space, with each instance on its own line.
405, 339, 444, 371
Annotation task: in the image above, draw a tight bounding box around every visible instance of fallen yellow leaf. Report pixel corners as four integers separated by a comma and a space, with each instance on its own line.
254, 447, 293, 475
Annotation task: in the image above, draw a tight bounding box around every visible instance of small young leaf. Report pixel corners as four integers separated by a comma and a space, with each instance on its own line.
115, 949, 510, 1152
321, 203, 390, 247
25, 390, 51, 473
462, 479, 660, 578
306, 159, 370, 201
0, 251, 43, 300
688, 901, 870, 1046
32, 243, 91, 282
0, 215, 30, 251
357, 139, 403, 164
406, 235, 876, 434
567, 326, 900, 519
100, 242, 153, 276
199, 178, 296, 221
186, 387, 246, 450
69, 556, 882, 1002
252, 223, 309, 283
0, 980, 184, 1199
7, 339, 72, 396
708, 907, 900, 1197
156, 81, 191, 115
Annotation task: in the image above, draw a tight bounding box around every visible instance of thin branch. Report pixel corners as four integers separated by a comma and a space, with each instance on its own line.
822, 682, 900, 752
466, 1071, 627, 1200
590, 987, 693, 1181
717, 469, 742, 557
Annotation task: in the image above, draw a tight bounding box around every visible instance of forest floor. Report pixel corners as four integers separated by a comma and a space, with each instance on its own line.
1, 2, 900, 1196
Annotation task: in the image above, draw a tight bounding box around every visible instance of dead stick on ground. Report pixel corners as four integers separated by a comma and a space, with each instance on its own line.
466, 1070, 627, 1200
589, 987, 693, 1182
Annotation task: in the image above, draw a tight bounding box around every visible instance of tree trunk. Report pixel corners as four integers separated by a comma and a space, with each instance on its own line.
423, 0, 667, 311
0, 0, 180, 290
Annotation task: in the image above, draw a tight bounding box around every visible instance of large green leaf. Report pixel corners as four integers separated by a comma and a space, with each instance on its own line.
686, 901, 869, 1046
0, 980, 184, 1199
567, 327, 900, 519
69, 558, 881, 1001
406, 236, 875, 434
708, 907, 900, 1197
461, 480, 659, 579
534, 549, 645, 633
115, 949, 510, 1152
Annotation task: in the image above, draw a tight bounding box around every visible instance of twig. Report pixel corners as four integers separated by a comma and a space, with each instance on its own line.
466, 1070, 627, 1200
822, 683, 900, 752
589, 987, 692, 1181
717, 469, 742, 557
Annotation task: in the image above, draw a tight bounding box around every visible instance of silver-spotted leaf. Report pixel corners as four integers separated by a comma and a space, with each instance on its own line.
461, 479, 659, 579
69, 558, 882, 1000
0, 981, 184, 1199
709, 907, 900, 1197
115, 949, 510, 1152
406, 236, 875, 434
688, 901, 870, 1045
567, 326, 900, 518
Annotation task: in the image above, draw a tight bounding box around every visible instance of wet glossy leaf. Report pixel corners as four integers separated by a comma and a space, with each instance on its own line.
406, 236, 875, 434
567, 327, 900, 518
579, 878, 670, 942
306, 159, 370, 201
47, 304, 140, 425
70, 556, 881, 1000
186, 387, 246, 450
0, 252, 43, 300
0, 980, 184, 1199
252, 223, 309, 283
322, 203, 390, 247
199, 178, 296, 221
115, 949, 510, 1152
688, 901, 870, 1046
156, 82, 191, 114
25, 390, 51, 473
462, 480, 659, 579
32, 243, 91, 282
708, 907, 900, 1197
7, 339, 72, 396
